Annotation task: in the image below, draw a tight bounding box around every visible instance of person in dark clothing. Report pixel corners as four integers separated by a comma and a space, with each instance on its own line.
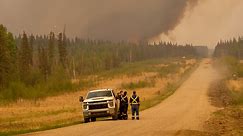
120, 91, 128, 120
117, 91, 123, 120
130, 91, 140, 120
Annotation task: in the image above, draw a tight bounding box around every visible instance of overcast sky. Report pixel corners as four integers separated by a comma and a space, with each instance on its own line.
156, 0, 243, 47
0, 0, 243, 47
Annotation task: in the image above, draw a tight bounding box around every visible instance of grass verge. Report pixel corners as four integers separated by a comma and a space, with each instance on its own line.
0, 58, 181, 104
205, 59, 243, 135
0, 58, 198, 136
98, 58, 180, 78
0, 120, 82, 136
140, 62, 199, 111
121, 78, 155, 90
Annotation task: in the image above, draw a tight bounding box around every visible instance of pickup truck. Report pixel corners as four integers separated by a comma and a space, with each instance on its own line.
79, 89, 119, 123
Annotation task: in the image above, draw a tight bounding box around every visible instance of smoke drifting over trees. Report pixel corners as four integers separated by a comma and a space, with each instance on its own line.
157, 0, 243, 47
0, 0, 198, 41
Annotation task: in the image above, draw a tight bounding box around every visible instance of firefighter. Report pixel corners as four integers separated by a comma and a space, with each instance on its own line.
130, 91, 140, 120
116, 91, 122, 100
118, 90, 123, 120
120, 91, 128, 120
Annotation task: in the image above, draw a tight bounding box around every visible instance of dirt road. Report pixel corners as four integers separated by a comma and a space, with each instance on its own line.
23, 59, 220, 136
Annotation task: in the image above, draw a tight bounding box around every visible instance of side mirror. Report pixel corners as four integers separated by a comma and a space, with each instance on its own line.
79, 96, 84, 102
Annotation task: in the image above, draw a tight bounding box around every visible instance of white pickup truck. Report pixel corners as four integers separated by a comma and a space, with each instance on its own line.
79, 89, 119, 123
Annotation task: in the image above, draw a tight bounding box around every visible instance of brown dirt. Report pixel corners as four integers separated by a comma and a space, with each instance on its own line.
205, 107, 243, 136
207, 80, 234, 108
204, 75, 243, 136
22, 59, 221, 136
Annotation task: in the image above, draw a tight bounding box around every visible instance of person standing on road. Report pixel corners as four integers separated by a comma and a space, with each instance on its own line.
120, 91, 128, 120
130, 91, 140, 120
117, 90, 123, 120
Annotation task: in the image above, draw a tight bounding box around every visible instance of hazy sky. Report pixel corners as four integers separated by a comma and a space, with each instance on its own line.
156, 0, 243, 47
0, 0, 243, 47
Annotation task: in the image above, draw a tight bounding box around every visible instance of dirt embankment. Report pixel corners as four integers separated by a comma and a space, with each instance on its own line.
205, 79, 243, 136
207, 80, 234, 108
205, 107, 243, 136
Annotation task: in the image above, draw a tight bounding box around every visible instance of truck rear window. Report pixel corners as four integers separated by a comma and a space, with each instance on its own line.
87, 91, 112, 99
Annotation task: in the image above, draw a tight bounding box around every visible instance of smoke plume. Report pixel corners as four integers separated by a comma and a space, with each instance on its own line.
0, 0, 197, 41
156, 0, 243, 47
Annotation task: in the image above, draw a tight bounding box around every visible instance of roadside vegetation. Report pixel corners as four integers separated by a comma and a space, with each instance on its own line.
0, 24, 198, 102
0, 23, 200, 135
119, 60, 182, 90
0, 58, 198, 136
205, 39, 243, 135
140, 62, 199, 111
206, 78, 243, 136
121, 79, 156, 90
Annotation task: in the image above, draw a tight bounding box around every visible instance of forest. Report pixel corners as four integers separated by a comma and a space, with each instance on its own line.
0, 24, 197, 101
214, 37, 243, 59
214, 37, 243, 77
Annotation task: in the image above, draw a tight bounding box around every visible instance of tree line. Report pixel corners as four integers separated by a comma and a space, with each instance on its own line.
0, 24, 197, 100
214, 37, 243, 59
214, 37, 243, 78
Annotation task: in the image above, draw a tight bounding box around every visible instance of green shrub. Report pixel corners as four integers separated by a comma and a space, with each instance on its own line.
0, 69, 79, 102
220, 56, 243, 78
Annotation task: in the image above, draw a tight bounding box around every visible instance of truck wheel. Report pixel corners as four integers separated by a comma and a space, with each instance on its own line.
112, 114, 118, 120
112, 106, 118, 120
91, 117, 96, 122
84, 118, 90, 123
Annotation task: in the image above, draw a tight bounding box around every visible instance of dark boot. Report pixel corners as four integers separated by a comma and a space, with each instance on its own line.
136, 117, 139, 120
124, 114, 128, 120
132, 117, 135, 120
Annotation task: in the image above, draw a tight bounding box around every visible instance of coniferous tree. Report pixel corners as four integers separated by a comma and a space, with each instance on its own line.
63, 31, 68, 67
48, 32, 55, 73
214, 37, 243, 58
7, 33, 17, 62
58, 33, 67, 68
29, 34, 35, 66
38, 45, 49, 81
19, 32, 31, 82
0, 25, 11, 88
7, 32, 17, 81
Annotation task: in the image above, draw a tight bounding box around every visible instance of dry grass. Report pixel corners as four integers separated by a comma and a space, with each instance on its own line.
227, 78, 243, 92
203, 58, 243, 135
205, 79, 243, 136
0, 59, 197, 135
185, 59, 197, 65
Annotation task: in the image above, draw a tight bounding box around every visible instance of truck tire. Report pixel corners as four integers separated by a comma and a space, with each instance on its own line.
112, 114, 118, 120
84, 118, 90, 123
91, 117, 96, 122
112, 105, 118, 120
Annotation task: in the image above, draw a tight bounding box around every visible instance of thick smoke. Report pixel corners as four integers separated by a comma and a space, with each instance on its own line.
156, 0, 243, 47
0, 0, 198, 41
